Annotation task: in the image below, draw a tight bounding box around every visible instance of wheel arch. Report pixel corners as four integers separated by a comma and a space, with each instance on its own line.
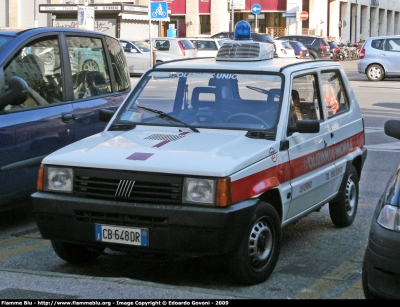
365, 62, 386, 75
259, 188, 283, 222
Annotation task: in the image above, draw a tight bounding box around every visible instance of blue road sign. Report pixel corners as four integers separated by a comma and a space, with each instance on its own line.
282, 12, 296, 18
251, 4, 261, 15
150, 1, 168, 19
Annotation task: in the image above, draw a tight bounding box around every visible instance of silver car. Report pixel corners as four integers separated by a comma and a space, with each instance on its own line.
358, 36, 400, 81
146, 37, 198, 58
120, 39, 187, 75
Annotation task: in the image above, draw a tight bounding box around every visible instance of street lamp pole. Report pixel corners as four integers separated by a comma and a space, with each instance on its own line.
230, 0, 234, 32
34, 0, 38, 28
355, 0, 358, 42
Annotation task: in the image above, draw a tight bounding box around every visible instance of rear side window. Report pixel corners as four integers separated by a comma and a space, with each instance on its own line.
179, 40, 196, 50
321, 71, 349, 118
371, 39, 384, 50
194, 40, 218, 50
281, 41, 292, 49
66, 36, 111, 100
154, 40, 170, 51
320, 38, 329, 46
105, 36, 131, 92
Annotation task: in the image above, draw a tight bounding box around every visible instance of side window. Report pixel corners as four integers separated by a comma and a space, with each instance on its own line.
66, 36, 111, 100
3, 36, 62, 111
105, 36, 131, 93
289, 74, 321, 128
371, 39, 384, 50
385, 38, 400, 51
321, 71, 349, 118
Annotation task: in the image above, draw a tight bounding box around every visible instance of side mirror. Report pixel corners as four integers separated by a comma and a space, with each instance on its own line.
0, 76, 28, 111
99, 108, 115, 123
384, 120, 400, 140
288, 120, 320, 134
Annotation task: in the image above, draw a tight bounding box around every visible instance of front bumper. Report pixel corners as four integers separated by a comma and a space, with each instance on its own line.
364, 217, 400, 299
32, 191, 258, 257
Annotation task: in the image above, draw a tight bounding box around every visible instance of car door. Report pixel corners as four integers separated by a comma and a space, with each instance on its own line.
66, 35, 131, 142
319, 69, 362, 194
383, 38, 400, 75
0, 32, 131, 209
0, 34, 75, 207
285, 72, 337, 219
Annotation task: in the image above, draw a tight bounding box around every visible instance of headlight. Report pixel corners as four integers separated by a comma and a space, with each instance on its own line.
183, 178, 216, 205
43, 166, 73, 193
377, 205, 400, 232
183, 177, 233, 207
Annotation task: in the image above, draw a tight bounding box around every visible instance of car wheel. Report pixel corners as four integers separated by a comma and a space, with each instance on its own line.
309, 53, 316, 60
329, 165, 359, 227
82, 60, 100, 72
227, 202, 281, 285
366, 64, 384, 81
51, 240, 104, 263
362, 247, 383, 299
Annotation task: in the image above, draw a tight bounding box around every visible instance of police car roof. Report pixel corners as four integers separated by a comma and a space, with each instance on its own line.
153, 56, 340, 73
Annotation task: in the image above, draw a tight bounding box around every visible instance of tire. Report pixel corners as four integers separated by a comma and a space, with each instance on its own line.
329, 164, 359, 227
309, 53, 317, 60
366, 64, 384, 81
51, 240, 104, 264
362, 247, 382, 299
227, 202, 281, 285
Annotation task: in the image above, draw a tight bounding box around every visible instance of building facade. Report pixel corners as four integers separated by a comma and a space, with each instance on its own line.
1, 0, 400, 43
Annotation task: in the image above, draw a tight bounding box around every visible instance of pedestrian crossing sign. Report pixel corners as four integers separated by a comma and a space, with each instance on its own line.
150, 1, 168, 20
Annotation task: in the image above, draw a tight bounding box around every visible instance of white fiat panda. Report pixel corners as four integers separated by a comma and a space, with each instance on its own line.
32, 21, 367, 285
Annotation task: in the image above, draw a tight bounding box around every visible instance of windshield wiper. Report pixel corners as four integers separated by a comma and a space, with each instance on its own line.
138, 106, 200, 133
246, 85, 269, 95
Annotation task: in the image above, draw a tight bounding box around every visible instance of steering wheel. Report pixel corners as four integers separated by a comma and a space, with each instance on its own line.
226, 113, 269, 127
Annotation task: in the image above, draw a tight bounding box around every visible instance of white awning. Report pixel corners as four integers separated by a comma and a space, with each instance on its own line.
120, 13, 148, 20
120, 13, 169, 22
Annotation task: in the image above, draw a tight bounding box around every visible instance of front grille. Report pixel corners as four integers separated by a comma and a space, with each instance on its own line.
75, 210, 168, 228
73, 168, 183, 204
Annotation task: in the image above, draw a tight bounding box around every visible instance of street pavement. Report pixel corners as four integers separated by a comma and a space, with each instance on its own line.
0, 267, 241, 300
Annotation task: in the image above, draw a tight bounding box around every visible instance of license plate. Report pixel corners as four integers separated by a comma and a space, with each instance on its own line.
95, 224, 149, 246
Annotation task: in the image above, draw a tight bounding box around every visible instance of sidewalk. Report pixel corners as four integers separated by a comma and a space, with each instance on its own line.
0, 267, 244, 300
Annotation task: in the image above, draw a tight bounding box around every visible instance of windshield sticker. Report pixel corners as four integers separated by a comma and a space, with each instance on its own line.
126, 152, 154, 161
166, 72, 273, 81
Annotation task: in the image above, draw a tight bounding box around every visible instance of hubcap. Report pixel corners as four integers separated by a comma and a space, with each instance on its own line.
248, 219, 273, 271
345, 175, 356, 216
368, 67, 381, 80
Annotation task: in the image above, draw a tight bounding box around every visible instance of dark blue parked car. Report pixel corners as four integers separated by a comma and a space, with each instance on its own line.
362, 119, 400, 299
287, 40, 310, 58
0, 27, 131, 211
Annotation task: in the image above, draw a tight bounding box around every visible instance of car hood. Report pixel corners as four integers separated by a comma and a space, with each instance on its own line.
43, 127, 277, 177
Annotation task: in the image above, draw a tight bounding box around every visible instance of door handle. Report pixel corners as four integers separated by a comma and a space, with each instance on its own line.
61, 113, 75, 123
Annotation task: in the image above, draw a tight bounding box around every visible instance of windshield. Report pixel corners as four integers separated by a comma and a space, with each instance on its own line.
114, 70, 282, 131
0, 35, 14, 52
132, 41, 152, 52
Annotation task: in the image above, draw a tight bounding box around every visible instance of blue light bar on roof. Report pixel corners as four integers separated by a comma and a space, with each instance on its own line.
215, 20, 274, 61
234, 20, 251, 40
